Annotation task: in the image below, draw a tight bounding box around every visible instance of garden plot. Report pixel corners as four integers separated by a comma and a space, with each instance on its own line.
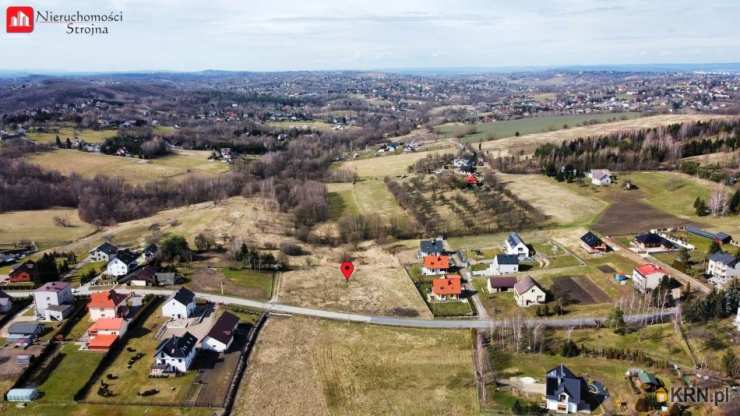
550, 276, 611, 305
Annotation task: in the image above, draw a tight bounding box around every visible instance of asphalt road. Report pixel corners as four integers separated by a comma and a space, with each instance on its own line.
5, 287, 677, 330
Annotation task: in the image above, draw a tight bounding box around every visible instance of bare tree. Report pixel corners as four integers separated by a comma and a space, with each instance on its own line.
709, 187, 729, 217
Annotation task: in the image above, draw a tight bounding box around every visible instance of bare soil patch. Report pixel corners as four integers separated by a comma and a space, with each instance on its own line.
551, 276, 610, 305
592, 192, 693, 235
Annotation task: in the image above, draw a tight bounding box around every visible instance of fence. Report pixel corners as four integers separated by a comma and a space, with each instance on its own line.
222, 312, 269, 416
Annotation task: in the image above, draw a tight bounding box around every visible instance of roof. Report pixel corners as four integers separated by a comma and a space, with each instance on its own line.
10, 261, 35, 275
172, 287, 196, 306
465, 175, 478, 184
205, 312, 240, 344
88, 334, 118, 349
8, 322, 43, 335
638, 370, 658, 385
494, 254, 519, 265
423, 255, 449, 270
507, 232, 525, 248
419, 239, 445, 254
514, 276, 542, 295
431, 275, 462, 296
634, 233, 665, 245
89, 290, 128, 309
709, 251, 738, 266
35, 281, 69, 293
591, 169, 611, 180
143, 244, 158, 254
155, 272, 177, 284
156, 331, 198, 358
89, 318, 125, 332
635, 263, 666, 277
546, 364, 588, 406
112, 249, 138, 265
489, 276, 517, 289
128, 266, 157, 283
91, 242, 118, 255
580, 231, 604, 248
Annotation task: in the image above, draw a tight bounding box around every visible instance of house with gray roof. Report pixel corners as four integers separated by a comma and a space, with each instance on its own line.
707, 251, 740, 287
545, 364, 591, 413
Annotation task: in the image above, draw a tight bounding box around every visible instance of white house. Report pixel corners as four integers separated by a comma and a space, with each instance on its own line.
201, 312, 239, 353
152, 332, 198, 374
545, 364, 591, 414
162, 288, 197, 319
588, 169, 612, 186
707, 252, 740, 287
513, 276, 546, 307
89, 242, 118, 262
33, 281, 74, 321
505, 232, 531, 259
88, 290, 129, 321
421, 255, 450, 276
87, 317, 128, 337
106, 250, 139, 278
490, 254, 519, 276
0, 289, 12, 314
632, 264, 668, 293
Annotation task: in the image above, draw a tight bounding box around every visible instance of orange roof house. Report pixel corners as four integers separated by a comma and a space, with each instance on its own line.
88, 290, 129, 321
431, 275, 462, 300
424, 255, 449, 270
88, 334, 119, 351
88, 318, 127, 336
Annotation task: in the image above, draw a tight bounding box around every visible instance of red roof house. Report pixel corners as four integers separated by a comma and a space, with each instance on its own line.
422, 255, 450, 275
431, 275, 462, 301
88, 290, 129, 321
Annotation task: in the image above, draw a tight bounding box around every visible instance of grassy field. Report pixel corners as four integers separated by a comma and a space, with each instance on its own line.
267, 120, 336, 131
480, 114, 731, 156
326, 179, 410, 220
28, 149, 230, 184
436, 112, 641, 143
27, 127, 118, 144
66, 261, 106, 286
222, 267, 274, 299
2, 403, 213, 416
235, 316, 479, 415
338, 148, 453, 178
0, 208, 96, 249
37, 343, 104, 402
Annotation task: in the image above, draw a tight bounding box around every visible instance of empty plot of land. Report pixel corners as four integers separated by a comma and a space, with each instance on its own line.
326, 180, 409, 220
28, 149, 230, 184
235, 316, 478, 416
0, 208, 96, 248
550, 276, 610, 305
277, 244, 431, 318
338, 147, 454, 178
481, 114, 731, 155
27, 127, 118, 144
497, 173, 607, 226
592, 192, 693, 235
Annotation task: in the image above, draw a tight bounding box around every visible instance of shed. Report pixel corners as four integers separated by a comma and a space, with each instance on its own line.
6, 388, 39, 402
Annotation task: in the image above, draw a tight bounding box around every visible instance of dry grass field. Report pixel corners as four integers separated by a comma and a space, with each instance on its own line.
0, 208, 96, 248
278, 243, 431, 318
28, 149, 230, 184
481, 114, 731, 156
496, 173, 608, 227
326, 180, 409, 220
235, 316, 478, 416
338, 146, 455, 178
26, 127, 118, 144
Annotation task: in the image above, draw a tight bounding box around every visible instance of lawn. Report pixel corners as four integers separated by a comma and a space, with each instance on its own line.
28, 149, 230, 184
326, 179, 409, 220
436, 112, 641, 143
222, 267, 274, 299
0, 208, 96, 248
27, 127, 118, 144
85, 312, 199, 404
429, 300, 475, 317
67, 261, 106, 286
235, 316, 479, 415
37, 343, 104, 403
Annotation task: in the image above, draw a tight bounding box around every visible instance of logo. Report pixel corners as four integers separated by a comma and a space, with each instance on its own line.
6, 6, 34, 33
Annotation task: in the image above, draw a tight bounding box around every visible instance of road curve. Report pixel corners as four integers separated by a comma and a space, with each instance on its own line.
5, 287, 677, 330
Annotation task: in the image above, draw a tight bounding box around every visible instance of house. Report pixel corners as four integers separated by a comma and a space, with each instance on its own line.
89, 242, 118, 262
580, 231, 608, 253
588, 169, 612, 186
137, 244, 158, 265
422, 255, 450, 276
418, 238, 446, 258
686, 226, 733, 244
490, 254, 519, 276
34, 281, 74, 320
632, 264, 668, 292
429, 275, 462, 301
707, 252, 740, 286
155, 272, 180, 286
0, 289, 12, 313
7, 322, 44, 346
126, 266, 158, 287
162, 288, 197, 319
513, 276, 546, 307
505, 232, 531, 259
88, 290, 129, 321
465, 175, 479, 186
545, 364, 591, 414
487, 276, 517, 293
633, 233, 672, 251
87, 317, 128, 350
635, 369, 659, 392
201, 311, 239, 352
9, 261, 37, 283
152, 331, 198, 375
106, 249, 139, 278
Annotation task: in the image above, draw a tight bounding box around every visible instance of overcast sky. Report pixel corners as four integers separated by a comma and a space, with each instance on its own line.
2, 0, 740, 72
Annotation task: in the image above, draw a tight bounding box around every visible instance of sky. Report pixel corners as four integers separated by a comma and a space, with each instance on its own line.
1, 0, 740, 72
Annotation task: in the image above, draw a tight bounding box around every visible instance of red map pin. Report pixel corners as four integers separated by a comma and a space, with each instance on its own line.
340, 261, 354, 281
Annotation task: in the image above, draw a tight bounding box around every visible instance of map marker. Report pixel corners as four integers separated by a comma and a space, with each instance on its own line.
340, 261, 354, 281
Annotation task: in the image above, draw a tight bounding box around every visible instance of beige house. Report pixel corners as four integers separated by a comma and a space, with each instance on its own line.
513, 276, 546, 307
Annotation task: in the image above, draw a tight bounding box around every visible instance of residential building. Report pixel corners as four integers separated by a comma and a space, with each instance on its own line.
87, 317, 128, 350
0, 289, 12, 313
9, 261, 37, 283
34, 281, 74, 320
632, 264, 668, 292
126, 266, 158, 287
154, 272, 180, 286
137, 244, 158, 266
7, 322, 44, 346
88, 290, 129, 321
707, 252, 740, 285
152, 331, 198, 375
490, 254, 519, 276
429, 275, 462, 301
487, 276, 517, 293
513, 276, 546, 307
505, 232, 531, 259
545, 364, 591, 414
162, 288, 197, 319
421, 255, 450, 276
580, 231, 608, 253
633, 233, 672, 251
201, 312, 239, 353
588, 169, 612, 186
418, 238, 445, 258
106, 249, 139, 277
89, 243, 118, 262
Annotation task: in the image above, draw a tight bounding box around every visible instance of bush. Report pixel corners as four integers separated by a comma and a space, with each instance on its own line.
279, 242, 305, 256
